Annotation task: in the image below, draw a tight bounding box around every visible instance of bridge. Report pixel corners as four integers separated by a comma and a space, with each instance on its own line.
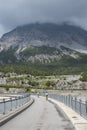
0, 94, 87, 130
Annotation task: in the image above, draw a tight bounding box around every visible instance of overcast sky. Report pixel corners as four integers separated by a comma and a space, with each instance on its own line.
0, 0, 87, 37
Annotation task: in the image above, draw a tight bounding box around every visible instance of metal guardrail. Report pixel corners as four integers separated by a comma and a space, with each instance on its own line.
0, 94, 30, 115
49, 94, 87, 119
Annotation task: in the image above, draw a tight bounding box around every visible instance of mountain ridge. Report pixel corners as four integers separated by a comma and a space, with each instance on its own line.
0, 23, 86, 73
0, 23, 87, 51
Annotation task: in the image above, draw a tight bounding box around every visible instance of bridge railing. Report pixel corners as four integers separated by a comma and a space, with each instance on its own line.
0, 94, 30, 115
49, 94, 87, 119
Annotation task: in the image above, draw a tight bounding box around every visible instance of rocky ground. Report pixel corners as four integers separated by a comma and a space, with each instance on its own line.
0, 72, 87, 95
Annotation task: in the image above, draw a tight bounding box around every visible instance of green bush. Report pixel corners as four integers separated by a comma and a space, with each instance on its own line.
80, 73, 87, 82
45, 80, 55, 88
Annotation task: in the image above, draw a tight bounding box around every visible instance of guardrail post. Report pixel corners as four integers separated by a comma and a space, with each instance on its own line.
21, 96, 23, 106
85, 100, 87, 114
66, 96, 67, 105
71, 96, 73, 109
22, 96, 24, 105
3, 99, 5, 114
16, 97, 18, 108
10, 98, 12, 111
68, 95, 70, 107
75, 97, 77, 112
63, 95, 64, 103
27, 95, 28, 102
27, 95, 29, 102
79, 99, 81, 115
64, 95, 66, 104
19, 97, 21, 107
67, 96, 69, 106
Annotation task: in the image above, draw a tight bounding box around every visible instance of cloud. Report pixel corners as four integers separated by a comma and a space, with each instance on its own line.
0, 0, 87, 36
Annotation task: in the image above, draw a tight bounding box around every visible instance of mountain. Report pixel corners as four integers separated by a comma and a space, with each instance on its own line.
1, 23, 87, 50
0, 23, 87, 75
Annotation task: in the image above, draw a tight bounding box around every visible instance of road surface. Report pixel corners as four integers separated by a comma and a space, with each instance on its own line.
0, 96, 75, 130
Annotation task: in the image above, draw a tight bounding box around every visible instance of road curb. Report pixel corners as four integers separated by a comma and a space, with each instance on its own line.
0, 98, 34, 126
49, 98, 87, 130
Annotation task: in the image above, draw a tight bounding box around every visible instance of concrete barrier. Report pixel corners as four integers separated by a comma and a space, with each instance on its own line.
49, 98, 87, 130
0, 98, 34, 126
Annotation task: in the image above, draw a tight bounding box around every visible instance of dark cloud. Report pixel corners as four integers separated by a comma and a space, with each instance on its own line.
0, 0, 87, 36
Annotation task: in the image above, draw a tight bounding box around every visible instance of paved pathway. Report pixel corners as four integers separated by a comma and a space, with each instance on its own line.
0, 96, 75, 130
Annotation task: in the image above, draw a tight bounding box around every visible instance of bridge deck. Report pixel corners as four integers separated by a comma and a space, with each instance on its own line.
0, 96, 75, 130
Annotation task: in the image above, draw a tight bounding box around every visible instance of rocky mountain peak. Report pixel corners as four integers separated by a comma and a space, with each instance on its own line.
0, 23, 87, 64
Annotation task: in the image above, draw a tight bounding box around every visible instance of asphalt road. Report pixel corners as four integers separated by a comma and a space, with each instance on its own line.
0, 96, 75, 130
